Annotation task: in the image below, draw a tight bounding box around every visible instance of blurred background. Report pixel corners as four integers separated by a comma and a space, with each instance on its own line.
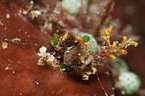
112, 0, 145, 89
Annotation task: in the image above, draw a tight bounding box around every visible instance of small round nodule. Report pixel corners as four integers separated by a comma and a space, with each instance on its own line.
79, 33, 97, 55
116, 72, 141, 95
62, 0, 88, 15
113, 58, 129, 73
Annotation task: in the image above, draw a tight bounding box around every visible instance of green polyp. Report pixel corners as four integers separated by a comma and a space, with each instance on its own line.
50, 35, 60, 47
62, 0, 89, 15
79, 32, 97, 55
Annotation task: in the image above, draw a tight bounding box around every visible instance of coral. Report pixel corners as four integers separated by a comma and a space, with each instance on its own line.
19, 0, 141, 95
99, 26, 138, 60
29, 0, 140, 81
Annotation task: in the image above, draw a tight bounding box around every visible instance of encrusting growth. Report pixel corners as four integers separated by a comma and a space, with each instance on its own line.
2, 42, 8, 49
37, 46, 58, 69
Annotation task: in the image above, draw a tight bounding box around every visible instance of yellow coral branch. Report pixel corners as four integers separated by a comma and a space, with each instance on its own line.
101, 26, 138, 60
